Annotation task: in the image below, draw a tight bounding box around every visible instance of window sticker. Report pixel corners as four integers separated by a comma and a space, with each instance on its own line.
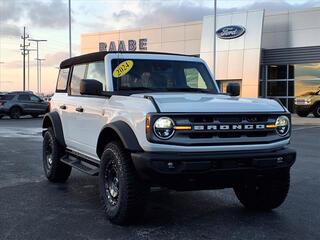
113, 60, 134, 78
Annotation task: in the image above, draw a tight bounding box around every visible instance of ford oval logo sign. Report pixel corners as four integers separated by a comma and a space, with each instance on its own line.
216, 25, 246, 39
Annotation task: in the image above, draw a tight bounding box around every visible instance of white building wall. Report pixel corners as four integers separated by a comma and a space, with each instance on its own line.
200, 10, 264, 97
81, 21, 202, 56
262, 8, 320, 49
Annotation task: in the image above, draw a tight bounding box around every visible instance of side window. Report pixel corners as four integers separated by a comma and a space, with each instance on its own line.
70, 64, 87, 95
86, 61, 106, 91
30, 95, 41, 102
18, 94, 31, 101
184, 68, 206, 89
56, 68, 69, 91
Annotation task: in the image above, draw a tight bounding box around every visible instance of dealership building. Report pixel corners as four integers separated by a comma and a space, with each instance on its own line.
81, 8, 320, 112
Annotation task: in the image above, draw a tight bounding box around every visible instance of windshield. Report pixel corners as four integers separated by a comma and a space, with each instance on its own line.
111, 59, 218, 94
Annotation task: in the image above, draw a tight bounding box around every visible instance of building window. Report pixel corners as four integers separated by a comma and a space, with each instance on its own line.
267, 65, 287, 80
267, 81, 287, 96
294, 63, 320, 97
263, 63, 320, 113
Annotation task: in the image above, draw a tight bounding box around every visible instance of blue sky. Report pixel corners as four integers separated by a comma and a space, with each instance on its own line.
0, 0, 320, 93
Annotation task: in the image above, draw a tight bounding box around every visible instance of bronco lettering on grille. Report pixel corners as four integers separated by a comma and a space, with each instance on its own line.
193, 124, 266, 131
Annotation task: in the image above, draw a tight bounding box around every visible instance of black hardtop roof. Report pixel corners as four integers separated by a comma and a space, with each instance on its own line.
59, 51, 197, 69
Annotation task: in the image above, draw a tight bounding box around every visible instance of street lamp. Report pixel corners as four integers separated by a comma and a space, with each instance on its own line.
28, 39, 47, 94
0, 61, 5, 91
36, 58, 46, 94
69, 0, 72, 57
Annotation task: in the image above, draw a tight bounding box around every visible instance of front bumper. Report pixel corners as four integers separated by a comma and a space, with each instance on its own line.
0, 108, 8, 115
131, 148, 296, 190
295, 105, 312, 112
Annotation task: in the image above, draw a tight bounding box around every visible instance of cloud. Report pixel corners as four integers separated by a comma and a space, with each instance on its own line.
111, 0, 320, 28
6, 51, 69, 69
27, 0, 69, 29
42, 51, 69, 67
113, 10, 138, 22
0, 23, 21, 37
0, 0, 68, 37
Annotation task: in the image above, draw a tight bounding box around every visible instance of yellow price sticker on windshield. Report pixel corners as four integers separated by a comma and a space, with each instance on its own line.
113, 60, 134, 78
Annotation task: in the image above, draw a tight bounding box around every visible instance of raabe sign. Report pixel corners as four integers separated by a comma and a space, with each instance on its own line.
216, 25, 246, 39
99, 39, 147, 52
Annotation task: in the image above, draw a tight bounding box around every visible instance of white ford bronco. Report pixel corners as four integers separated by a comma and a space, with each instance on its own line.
43, 51, 296, 225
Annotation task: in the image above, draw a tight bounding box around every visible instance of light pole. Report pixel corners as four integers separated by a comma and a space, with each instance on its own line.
37, 58, 45, 94
213, 0, 217, 81
28, 39, 47, 94
0, 61, 4, 91
25, 49, 36, 91
69, 0, 72, 58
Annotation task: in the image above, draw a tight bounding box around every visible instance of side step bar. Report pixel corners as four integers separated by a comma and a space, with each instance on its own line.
60, 150, 100, 176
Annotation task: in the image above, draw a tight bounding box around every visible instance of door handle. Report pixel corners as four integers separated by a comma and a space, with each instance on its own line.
60, 105, 67, 110
75, 107, 84, 112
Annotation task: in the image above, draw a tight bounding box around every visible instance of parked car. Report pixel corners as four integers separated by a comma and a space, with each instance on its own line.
0, 92, 49, 119
295, 89, 320, 117
43, 51, 296, 225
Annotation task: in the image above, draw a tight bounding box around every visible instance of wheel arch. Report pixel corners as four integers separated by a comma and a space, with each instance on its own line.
311, 100, 320, 110
96, 121, 143, 159
42, 111, 66, 147
9, 105, 23, 112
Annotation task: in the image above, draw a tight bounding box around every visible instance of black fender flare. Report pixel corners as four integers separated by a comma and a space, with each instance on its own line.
96, 121, 143, 158
42, 111, 66, 147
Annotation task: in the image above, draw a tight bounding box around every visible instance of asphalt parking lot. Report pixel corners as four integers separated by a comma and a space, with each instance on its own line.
0, 118, 319, 240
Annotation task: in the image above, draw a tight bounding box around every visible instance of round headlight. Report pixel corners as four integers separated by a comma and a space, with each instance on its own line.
153, 117, 175, 139
275, 116, 290, 136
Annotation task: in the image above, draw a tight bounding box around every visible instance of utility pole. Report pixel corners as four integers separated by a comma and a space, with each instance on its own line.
213, 0, 217, 81
69, 0, 72, 57
20, 26, 30, 91
28, 39, 47, 94
37, 58, 45, 94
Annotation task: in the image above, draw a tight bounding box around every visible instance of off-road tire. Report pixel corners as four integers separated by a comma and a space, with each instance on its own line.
296, 110, 309, 117
99, 141, 149, 225
43, 127, 71, 182
234, 170, 290, 211
312, 103, 320, 118
9, 107, 22, 119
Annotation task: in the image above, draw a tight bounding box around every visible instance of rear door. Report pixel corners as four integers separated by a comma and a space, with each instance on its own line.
17, 94, 31, 113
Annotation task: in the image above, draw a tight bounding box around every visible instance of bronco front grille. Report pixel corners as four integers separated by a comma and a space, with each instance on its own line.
147, 113, 289, 146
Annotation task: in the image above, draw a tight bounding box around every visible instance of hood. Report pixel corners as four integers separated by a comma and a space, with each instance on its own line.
132, 93, 285, 113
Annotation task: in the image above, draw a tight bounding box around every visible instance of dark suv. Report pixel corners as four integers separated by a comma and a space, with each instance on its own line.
0, 92, 49, 119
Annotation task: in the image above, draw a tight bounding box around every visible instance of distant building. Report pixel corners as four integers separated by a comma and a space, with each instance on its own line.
81, 8, 320, 112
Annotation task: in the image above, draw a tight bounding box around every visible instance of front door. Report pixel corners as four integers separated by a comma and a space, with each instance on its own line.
67, 61, 107, 159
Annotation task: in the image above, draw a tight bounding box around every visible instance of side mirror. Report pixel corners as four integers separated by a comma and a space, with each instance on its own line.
80, 79, 103, 96
226, 83, 240, 97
